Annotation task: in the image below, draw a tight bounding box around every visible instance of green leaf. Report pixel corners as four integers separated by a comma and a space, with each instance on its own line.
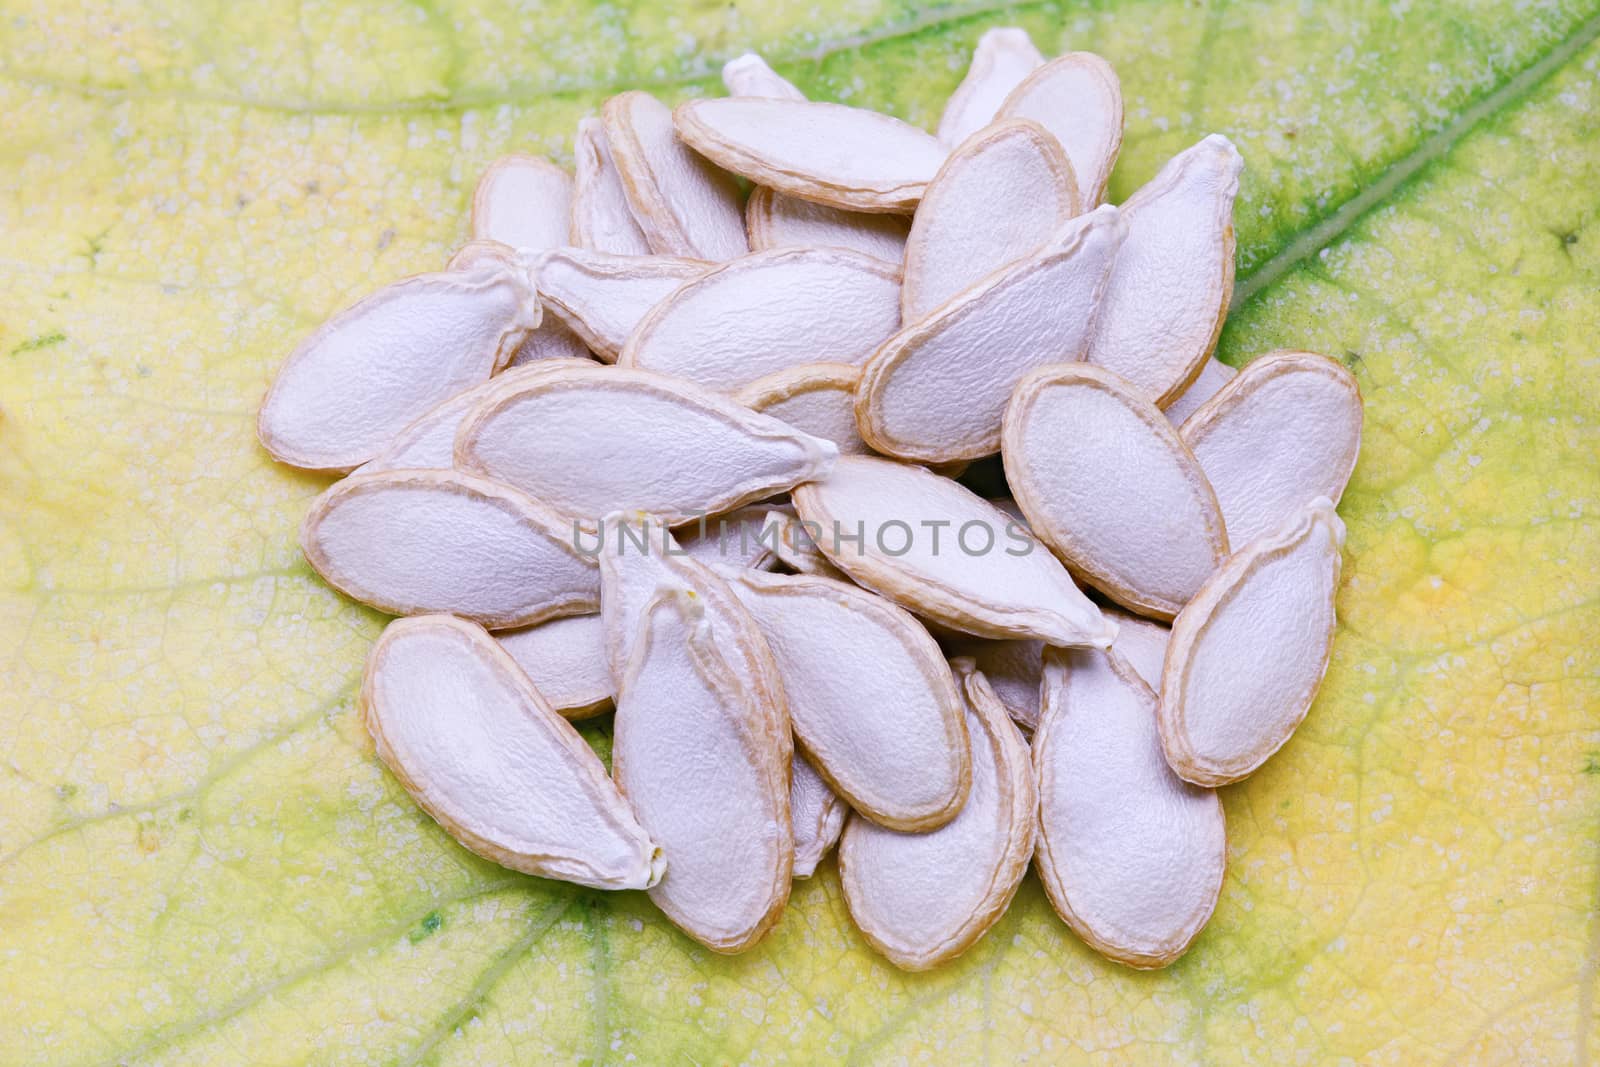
1, 1, 1597, 1062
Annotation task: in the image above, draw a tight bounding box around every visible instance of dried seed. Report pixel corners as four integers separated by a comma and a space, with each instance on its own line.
721, 52, 805, 100
724, 568, 972, 831
572, 117, 653, 256
838, 659, 1035, 970
620, 247, 902, 392
1163, 357, 1236, 426
937, 27, 1044, 147
997, 52, 1122, 208
603, 91, 749, 260
361, 614, 661, 890
1179, 350, 1363, 546
257, 263, 538, 471
536, 248, 709, 362
299, 469, 597, 629
471, 155, 573, 251
1103, 607, 1170, 690
790, 455, 1115, 646
791, 754, 847, 878
759, 510, 850, 580
446, 238, 526, 273
674, 97, 948, 214
1033, 644, 1225, 968
1004, 363, 1229, 620
496, 613, 614, 719
447, 240, 595, 365
1084, 134, 1242, 406
745, 186, 911, 264
677, 505, 784, 571
1159, 498, 1345, 786
856, 205, 1125, 463
901, 118, 1080, 323
944, 638, 1044, 731
736, 363, 870, 455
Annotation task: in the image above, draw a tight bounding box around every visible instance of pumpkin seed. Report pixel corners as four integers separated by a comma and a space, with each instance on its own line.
677, 505, 783, 572
495, 613, 614, 719
603, 91, 749, 261
471, 155, 573, 251
936, 27, 1044, 147
1163, 357, 1237, 426
736, 362, 870, 455
790, 455, 1115, 647
1160, 497, 1345, 786
745, 186, 910, 264
445, 238, 527, 274
838, 658, 1035, 970
721, 52, 805, 100
1033, 644, 1226, 968
257, 263, 538, 471
1103, 607, 1170, 690
759, 509, 850, 580
996, 52, 1122, 209
447, 240, 596, 365
1004, 363, 1229, 620
620, 246, 902, 392
673, 97, 948, 214
571, 117, 653, 257
1084, 134, 1242, 406
300, 469, 598, 629
455, 363, 838, 526
791, 753, 847, 878
535, 248, 709, 362
361, 614, 661, 890
856, 204, 1125, 464
1179, 350, 1363, 547
943, 638, 1044, 731
724, 568, 972, 831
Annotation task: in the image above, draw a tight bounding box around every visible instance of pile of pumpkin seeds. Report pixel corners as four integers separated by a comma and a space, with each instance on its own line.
259, 29, 1362, 970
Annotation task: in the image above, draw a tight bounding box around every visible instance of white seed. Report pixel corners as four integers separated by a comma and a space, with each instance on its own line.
674, 97, 948, 214
447, 240, 597, 365
620, 247, 902, 392
839, 659, 1035, 970
535, 248, 709, 362
1180, 350, 1363, 546
791, 753, 847, 878
300, 469, 598, 629
790, 455, 1115, 646
455, 363, 838, 526
257, 264, 538, 471
445, 238, 528, 274
471, 155, 573, 251
361, 614, 661, 890
721, 52, 805, 100
1033, 644, 1225, 968
736, 363, 870, 455
603, 91, 749, 261
856, 205, 1125, 463
758, 510, 850, 581
1103, 607, 1170, 690
936, 27, 1045, 147
997, 52, 1122, 208
1004, 363, 1229, 619
1163, 357, 1237, 426
1085, 134, 1243, 406
745, 186, 910, 264
724, 568, 971, 831
495, 613, 614, 718
943, 638, 1044, 731
677, 505, 784, 572
572, 117, 653, 256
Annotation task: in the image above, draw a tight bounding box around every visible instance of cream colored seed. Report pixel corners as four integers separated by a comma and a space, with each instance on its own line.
495, 613, 614, 719
759, 510, 850, 581
1164, 356, 1237, 426
721, 52, 805, 100
446, 240, 595, 365
943, 638, 1045, 731
936, 27, 1044, 147
791, 754, 847, 878
736, 363, 871, 455
997, 52, 1123, 208
471, 155, 573, 251
745, 187, 910, 264
571, 117, 653, 256
535, 248, 709, 362
676, 505, 784, 572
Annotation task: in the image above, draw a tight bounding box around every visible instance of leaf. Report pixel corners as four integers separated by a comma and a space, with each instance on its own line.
1, 1, 1597, 1062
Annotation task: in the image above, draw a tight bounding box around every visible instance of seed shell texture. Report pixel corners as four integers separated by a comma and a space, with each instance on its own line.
445, 242, 596, 367
1159, 497, 1346, 786
790, 455, 1116, 647
454, 363, 838, 527
445, 238, 526, 274
997, 52, 1123, 208
495, 613, 614, 719
257, 264, 539, 471
471, 155, 574, 252
1180, 350, 1363, 546
838, 659, 1035, 970
504, 317, 596, 365
1164, 357, 1237, 426
856, 204, 1125, 463
299, 469, 598, 629
725, 568, 971, 831
943, 638, 1044, 731
360, 614, 661, 890
1004, 363, 1229, 620
791, 753, 847, 878
1033, 644, 1226, 968
744, 186, 911, 264
676, 505, 784, 572
673, 97, 948, 214
1084, 134, 1243, 406
612, 590, 793, 952
721, 53, 806, 100
1103, 608, 1171, 691
602, 91, 749, 261
535, 248, 709, 362
736, 363, 871, 455
758, 510, 851, 581
572, 117, 653, 256
936, 27, 1045, 147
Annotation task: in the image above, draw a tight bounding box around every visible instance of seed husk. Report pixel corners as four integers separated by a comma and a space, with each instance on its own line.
791, 753, 847, 878
620, 246, 902, 392
361, 614, 661, 890
943, 638, 1044, 731
721, 52, 805, 100
673, 97, 948, 214
901, 118, 1080, 323
996, 52, 1122, 208
759, 509, 850, 580
1103, 607, 1170, 690
736, 362, 870, 455
1163, 357, 1237, 426
447, 240, 595, 365
257, 263, 538, 471
602, 91, 749, 261
790, 455, 1116, 647
1084, 134, 1242, 406
724, 568, 972, 831
1160, 497, 1345, 786
677, 505, 784, 572
856, 204, 1125, 464
495, 613, 614, 719
838, 658, 1035, 970
572, 117, 653, 256
745, 186, 911, 264
1033, 644, 1225, 968
936, 27, 1044, 147
455, 362, 838, 526
1179, 350, 1363, 546
471, 155, 574, 251
1004, 363, 1229, 620
535, 248, 709, 362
